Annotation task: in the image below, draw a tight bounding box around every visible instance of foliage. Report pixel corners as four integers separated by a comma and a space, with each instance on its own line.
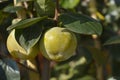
0, 0, 120, 80
60, 0, 80, 9
0, 58, 20, 80
58, 13, 102, 35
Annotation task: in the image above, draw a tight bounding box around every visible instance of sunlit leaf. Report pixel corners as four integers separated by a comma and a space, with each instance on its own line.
58, 13, 102, 35
60, 0, 80, 9
7, 16, 47, 30
15, 24, 42, 51
34, 0, 55, 17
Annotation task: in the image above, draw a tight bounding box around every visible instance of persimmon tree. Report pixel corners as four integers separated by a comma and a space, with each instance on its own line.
1, 0, 120, 80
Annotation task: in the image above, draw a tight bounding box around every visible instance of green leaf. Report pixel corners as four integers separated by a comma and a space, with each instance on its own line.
34, 0, 55, 17
7, 16, 47, 30
58, 13, 102, 35
16, 0, 33, 3
104, 36, 120, 45
3, 6, 24, 13
15, 24, 42, 51
0, 58, 20, 80
60, 0, 80, 9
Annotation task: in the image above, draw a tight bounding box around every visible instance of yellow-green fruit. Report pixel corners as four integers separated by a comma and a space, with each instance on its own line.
40, 27, 77, 61
7, 29, 39, 60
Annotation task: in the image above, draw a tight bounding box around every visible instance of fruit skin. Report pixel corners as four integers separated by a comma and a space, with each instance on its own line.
40, 27, 77, 61
7, 29, 39, 60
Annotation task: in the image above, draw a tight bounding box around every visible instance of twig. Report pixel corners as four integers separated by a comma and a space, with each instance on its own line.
92, 34, 103, 80
17, 61, 39, 73
23, 2, 34, 18
54, 0, 60, 22
37, 52, 50, 80
14, 0, 26, 19
0, 52, 38, 73
36, 1, 61, 80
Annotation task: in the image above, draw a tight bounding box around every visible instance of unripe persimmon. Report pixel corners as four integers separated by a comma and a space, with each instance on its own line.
7, 29, 39, 60
39, 27, 77, 61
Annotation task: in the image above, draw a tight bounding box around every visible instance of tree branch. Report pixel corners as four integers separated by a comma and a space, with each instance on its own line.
54, 0, 60, 22
37, 52, 50, 80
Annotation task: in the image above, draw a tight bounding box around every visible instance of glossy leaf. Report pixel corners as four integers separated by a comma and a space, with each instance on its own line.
58, 13, 102, 35
3, 6, 23, 13
7, 16, 47, 30
0, 58, 20, 80
34, 0, 55, 17
60, 0, 80, 9
104, 36, 120, 45
16, 0, 33, 3
15, 24, 42, 51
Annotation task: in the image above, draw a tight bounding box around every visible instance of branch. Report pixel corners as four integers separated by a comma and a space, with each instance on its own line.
54, 0, 60, 22
14, 0, 26, 19
37, 52, 50, 80
92, 34, 104, 80
18, 61, 39, 73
